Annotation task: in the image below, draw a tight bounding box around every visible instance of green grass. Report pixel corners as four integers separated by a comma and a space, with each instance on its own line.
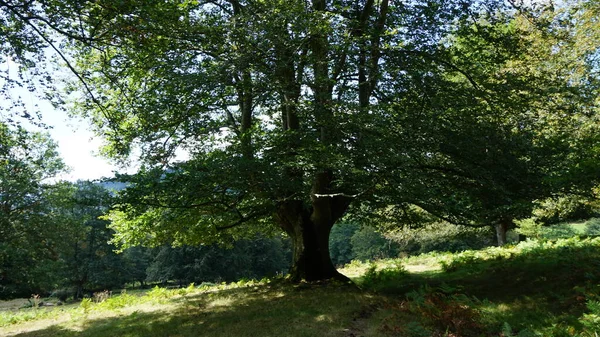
1, 280, 384, 337
3, 237, 600, 337
569, 222, 587, 234
352, 237, 600, 336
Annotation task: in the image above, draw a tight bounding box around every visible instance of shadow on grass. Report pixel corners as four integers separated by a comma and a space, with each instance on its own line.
10, 284, 373, 337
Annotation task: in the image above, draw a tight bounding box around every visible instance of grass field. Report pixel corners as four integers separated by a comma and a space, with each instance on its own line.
2, 236, 600, 337
569, 222, 588, 234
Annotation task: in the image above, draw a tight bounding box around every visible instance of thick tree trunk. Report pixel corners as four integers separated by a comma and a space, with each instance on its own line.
495, 220, 510, 246
276, 200, 349, 282
291, 216, 337, 280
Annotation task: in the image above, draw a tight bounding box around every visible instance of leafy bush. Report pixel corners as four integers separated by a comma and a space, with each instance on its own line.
79, 298, 93, 316
329, 222, 360, 265
360, 262, 408, 292
541, 223, 578, 239
96, 291, 139, 310
350, 226, 399, 262
585, 218, 600, 236
534, 196, 598, 225
0, 308, 57, 327
329, 224, 399, 265
146, 286, 174, 303
515, 218, 543, 239
439, 237, 600, 289
440, 246, 515, 273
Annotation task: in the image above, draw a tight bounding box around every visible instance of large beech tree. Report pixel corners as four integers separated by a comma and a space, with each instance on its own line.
8, 0, 588, 281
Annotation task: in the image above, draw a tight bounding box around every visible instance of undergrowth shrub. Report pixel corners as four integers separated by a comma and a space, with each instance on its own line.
351, 226, 400, 261
579, 300, 600, 336
146, 286, 175, 303
330, 224, 399, 265
380, 285, 483, 336
585, 218, 600, 236
440, 246, 514, 273
360, 262, 408, 291
345, 259, 365, 270
441, 237, 600, 275
79, 298, 93, 316
406, 285, 483, 336
533, 196, 597, 225
97, 291, 139, 310
177, 283, 196, 296
515, 218, 543, 240
542, 223, 578, 240
498, 322, 538, 337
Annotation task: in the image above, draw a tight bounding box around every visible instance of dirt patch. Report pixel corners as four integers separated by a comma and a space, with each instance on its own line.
0, 299, 28, 312
342, 304, 379, 337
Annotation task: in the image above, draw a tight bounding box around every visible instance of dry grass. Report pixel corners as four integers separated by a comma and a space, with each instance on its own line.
0, 300, 28, 312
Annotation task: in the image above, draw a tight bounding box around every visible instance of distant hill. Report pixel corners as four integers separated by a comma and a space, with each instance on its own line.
98, 180, 128, 192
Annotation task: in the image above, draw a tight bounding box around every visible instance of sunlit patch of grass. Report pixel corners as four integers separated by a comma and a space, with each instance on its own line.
0, 286, 203, 335
338, 259, 370, 279
339, 251, 447, 281
0, 307, 62, 327
205, 296, 236, 310
570, 222, 587, 234
3, 280, 386, 337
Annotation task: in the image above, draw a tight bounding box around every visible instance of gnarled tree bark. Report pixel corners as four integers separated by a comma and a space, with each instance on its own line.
276, 171, 352, 282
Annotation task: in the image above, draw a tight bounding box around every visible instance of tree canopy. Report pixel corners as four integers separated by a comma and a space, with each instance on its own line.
2, 0, 599, 282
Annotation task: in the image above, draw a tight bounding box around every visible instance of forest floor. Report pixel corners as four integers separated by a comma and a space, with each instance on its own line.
2, 236, 600, 337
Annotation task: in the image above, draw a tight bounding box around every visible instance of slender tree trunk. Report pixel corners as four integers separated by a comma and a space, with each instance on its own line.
75, 282, 85, 300
495, 220, 510, 246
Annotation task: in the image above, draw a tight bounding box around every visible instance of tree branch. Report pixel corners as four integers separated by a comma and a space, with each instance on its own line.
215, 209, 269, 231
1, 1, 116, 129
